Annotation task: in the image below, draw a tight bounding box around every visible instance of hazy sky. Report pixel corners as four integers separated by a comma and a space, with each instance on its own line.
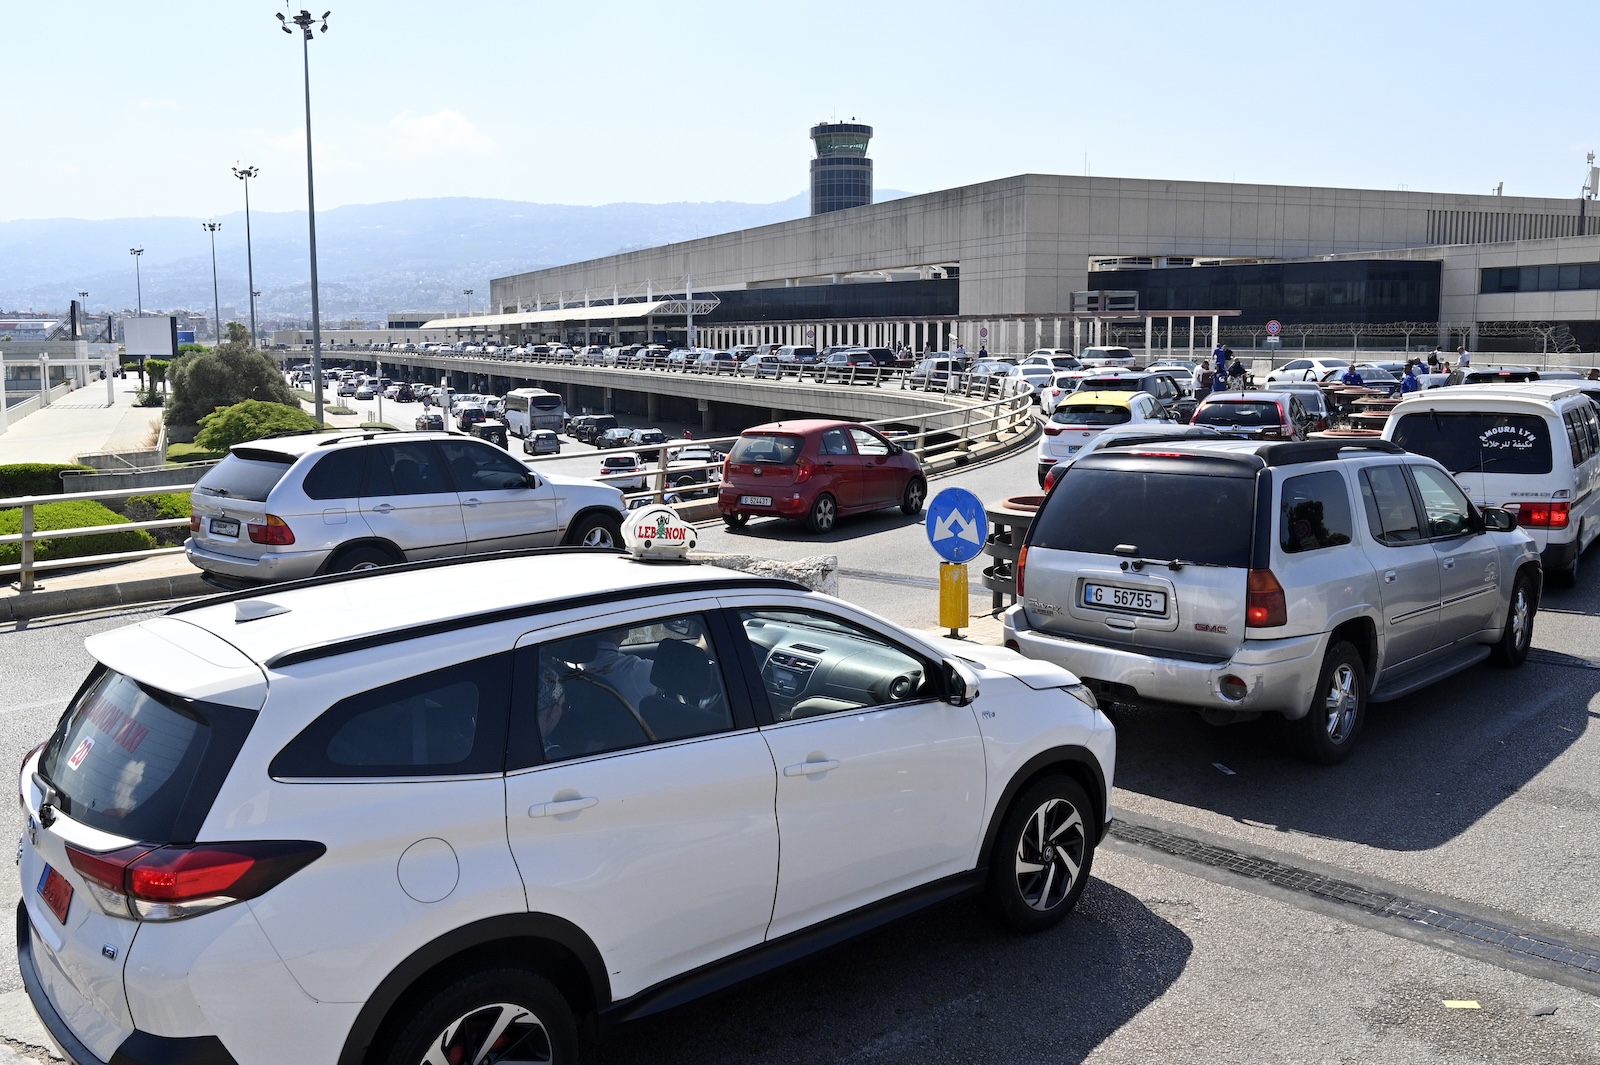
6, 0, 1598, 221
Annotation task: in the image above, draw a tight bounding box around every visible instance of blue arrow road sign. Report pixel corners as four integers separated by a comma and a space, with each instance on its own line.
926, 487, 988, 564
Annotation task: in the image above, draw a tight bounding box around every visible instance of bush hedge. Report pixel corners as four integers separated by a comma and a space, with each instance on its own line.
0, 464, 97, 499
0, 501, 155, 566
195, 400, 321, 452
124, 493, 192, 546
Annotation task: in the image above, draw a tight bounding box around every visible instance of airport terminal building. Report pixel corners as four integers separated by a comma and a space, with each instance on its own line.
464, 173, 1600, 356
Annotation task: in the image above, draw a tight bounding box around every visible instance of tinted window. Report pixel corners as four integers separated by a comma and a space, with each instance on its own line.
820, 428, 852, 456
1195, 401, 1283, 427
194, 451, 294, 503
1033, 467, 1255, 567
302, 449, 369, 500
1279, 472, 1353, 553
367, 441, 454, 496
438, 440, 530, 491
39, 669, 253, 842
271, 655, 510, 778
1055, 404, 1132, 426
1389, 411, 1553, 475
512, 615, 732, 768
1080, 378, 1139, 392
738, 609, 933, 721
1360, 466, 1424, 543
730, 434, 804, 465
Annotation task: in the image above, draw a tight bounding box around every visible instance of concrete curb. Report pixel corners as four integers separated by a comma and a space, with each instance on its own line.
0, 572, 211, 624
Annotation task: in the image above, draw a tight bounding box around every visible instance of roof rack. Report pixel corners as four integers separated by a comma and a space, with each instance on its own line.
1258, 439, 1404, 466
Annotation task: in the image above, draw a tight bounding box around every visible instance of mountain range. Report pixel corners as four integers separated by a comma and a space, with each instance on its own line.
0, 191, 908, 325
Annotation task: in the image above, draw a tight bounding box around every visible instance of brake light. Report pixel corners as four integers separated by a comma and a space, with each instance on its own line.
1515, 501, 1570, 529
1246, 569, 1287, 627
247, 515, 295, 545
795, 457, 814, 483
1044, 425, 1065, 436
67, 840, 325, 921
1044, 466, 1064, 490
1016, 545, 1028, 597
189, 512, 200, 532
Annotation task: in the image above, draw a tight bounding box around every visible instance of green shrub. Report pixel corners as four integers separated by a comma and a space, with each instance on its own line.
0, 464, 96, 499
166, 442, 227, 464
124, 492, 192, 546
195, 400, 321, 452
0, 501, 156, 566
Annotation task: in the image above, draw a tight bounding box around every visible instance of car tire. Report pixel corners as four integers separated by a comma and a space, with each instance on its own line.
806, 493, 837, 534
381, 967, 579, 1065
330, 545, 396, 573
1491, 571, 1536, 666
722, 512, 749, 529
985, 774, 1096, 933
1554, 544, 1581, 587
901, 476, 927, 515
566, 512, 622, 549
1289, 640, 1367, 764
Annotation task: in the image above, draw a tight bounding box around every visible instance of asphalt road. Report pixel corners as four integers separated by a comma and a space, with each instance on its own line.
0, 444, 1597, 1063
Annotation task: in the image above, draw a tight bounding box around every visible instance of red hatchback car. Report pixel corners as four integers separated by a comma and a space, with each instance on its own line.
719, 419, 927, 533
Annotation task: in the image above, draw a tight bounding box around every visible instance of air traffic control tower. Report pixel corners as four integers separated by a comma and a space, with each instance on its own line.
810, 121, 873, 215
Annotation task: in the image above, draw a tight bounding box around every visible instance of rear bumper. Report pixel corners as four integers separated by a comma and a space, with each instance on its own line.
1540, 537, 1579, 571
1002, 608, 1326, 718
17, 903, 238, 1065
184, 539, 327, 585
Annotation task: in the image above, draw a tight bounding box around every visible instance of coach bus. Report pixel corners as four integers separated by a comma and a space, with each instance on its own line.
503, 387, 567, 436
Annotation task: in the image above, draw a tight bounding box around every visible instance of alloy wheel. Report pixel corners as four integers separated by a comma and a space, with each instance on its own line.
1014, 797, 1085, 911
420, 1002, 552, 1065
581, 525, 615, 548
1323, 663, 1359, 744
1510, 586, 1530, 651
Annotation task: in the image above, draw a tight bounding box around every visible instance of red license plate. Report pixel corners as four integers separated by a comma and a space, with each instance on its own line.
37, 863, 73, 925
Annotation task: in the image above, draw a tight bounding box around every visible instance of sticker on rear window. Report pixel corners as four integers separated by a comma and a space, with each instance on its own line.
67, 738, 94, 770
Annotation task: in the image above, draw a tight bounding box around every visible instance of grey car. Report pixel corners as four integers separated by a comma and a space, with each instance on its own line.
1005, 438, 1541, 763
186, 430, 626, 588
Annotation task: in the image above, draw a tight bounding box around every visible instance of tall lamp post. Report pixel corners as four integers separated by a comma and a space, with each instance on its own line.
76, 291, 88, 341
129, 247, 143, 316
279, 8, 330, 423
232, 165, 260, 347
463, 288, 474, 348
202, 222, 223, 344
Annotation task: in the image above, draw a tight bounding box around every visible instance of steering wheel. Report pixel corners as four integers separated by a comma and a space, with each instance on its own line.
565, 671, 658, 743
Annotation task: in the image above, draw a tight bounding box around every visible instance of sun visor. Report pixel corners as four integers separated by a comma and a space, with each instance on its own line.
84, 618, 267, 710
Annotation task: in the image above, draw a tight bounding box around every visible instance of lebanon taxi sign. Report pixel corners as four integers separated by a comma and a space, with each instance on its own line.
623, 504, 698, 560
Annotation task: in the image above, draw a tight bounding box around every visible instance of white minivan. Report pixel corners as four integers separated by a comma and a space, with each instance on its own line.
1384, 381, 1600, 585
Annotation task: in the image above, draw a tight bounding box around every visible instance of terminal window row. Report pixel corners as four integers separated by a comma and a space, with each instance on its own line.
1146, 280, 1434, 311
1480, 263, 1600, 295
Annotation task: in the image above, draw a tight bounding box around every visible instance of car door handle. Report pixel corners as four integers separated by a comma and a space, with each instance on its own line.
370, 503, 394, 514
529, 796, 598, 818
1441, 557, 1455, 569
463, 497, 481, 507
784, 759, 840, 777
1383, 570, 1397, 583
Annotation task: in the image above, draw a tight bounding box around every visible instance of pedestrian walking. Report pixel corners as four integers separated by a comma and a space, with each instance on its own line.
1401, 363, 1421, 394
1427, 349, 1441, 371
1457, 345, 1472, 368
1196, 364, 1214, 402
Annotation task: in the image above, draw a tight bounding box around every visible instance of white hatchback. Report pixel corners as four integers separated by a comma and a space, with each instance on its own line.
17, 552, 1114, 1065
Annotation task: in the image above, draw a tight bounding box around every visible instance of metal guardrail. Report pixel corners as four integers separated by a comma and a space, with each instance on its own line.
1, 389, 1035, 595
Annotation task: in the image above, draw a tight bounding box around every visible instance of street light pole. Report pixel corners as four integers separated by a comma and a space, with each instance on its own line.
129, 248, 143, 316
279, 8, 330, 423
202, 222, 223, 344
463, 288, 474, 348
232, 165, 260, 347
76, 291, 88, 342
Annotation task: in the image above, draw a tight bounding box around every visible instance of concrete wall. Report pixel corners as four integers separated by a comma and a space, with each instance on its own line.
493, 174, 1583, 321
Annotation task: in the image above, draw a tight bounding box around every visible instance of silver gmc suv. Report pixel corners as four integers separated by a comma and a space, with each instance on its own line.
1004, 438, 1542, 762
187, 429, 626, 588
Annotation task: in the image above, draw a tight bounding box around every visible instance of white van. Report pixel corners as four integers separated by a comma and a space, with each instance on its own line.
1383, 381, 1600, 584
1077, 346, 1136, 368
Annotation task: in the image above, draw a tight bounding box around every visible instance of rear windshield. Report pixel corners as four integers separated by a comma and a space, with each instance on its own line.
1196, 401, 1282, 427
38, 668, 253, 843
1055, 404, 1131, 427
1032, 467, 1255, 568
529, 396, 563, 411
602, 457, 638, 469
194, 451, 295, 502
1389, 411, 1554, 475
731, 434, 804, 465
1080, 378, 1138, 391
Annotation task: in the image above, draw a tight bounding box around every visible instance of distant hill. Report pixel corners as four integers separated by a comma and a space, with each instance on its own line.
0, 190, 910, 323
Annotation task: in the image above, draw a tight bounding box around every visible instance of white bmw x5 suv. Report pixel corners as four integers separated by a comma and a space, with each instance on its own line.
18, 550, 1114, 1065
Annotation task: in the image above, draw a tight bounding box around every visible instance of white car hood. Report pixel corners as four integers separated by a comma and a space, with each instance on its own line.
940, 639, 1079, 690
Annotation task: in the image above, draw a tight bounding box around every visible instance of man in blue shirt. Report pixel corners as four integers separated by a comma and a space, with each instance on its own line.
1400, 364, 1421, 393
1340, 366, 1365, 386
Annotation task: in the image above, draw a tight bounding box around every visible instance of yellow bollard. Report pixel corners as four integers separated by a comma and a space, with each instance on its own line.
939, 561, 969, 637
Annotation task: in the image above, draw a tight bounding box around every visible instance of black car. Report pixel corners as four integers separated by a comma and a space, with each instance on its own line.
456, 406, 488, 433
413, 413, 445, 431
813, 349, 884, 384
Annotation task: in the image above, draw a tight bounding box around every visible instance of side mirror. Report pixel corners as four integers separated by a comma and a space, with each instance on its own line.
943, 659, 980, 707
1481, 507, 1516, 533
886, 442, 903, 456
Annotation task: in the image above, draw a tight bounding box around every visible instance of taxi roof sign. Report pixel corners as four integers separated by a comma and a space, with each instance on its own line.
623, 504, 697, 560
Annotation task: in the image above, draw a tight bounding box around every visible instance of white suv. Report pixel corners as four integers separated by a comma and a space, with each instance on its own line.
186, 430, 626, 588
18, 551, 1114, 1065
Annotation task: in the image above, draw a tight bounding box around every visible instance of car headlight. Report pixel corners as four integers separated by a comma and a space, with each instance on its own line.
1062, 682, 1099, 711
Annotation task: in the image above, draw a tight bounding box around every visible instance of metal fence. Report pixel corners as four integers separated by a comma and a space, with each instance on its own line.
1, 387, 1035, 594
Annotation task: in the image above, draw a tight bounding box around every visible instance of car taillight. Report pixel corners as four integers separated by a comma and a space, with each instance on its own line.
1044, 466, 1064, 490
1043, 425, 1065, 436
1016, 545, 1028, 597
1246, 569, 1287, 627
189, 513, 200, 532
247, 515, 295, 545
1515, 501, 1570, 529
67, 840, 325, 921
795, 457, 814, 483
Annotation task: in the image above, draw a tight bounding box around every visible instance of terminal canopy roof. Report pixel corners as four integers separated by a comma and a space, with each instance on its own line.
423, 298, 720, 331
